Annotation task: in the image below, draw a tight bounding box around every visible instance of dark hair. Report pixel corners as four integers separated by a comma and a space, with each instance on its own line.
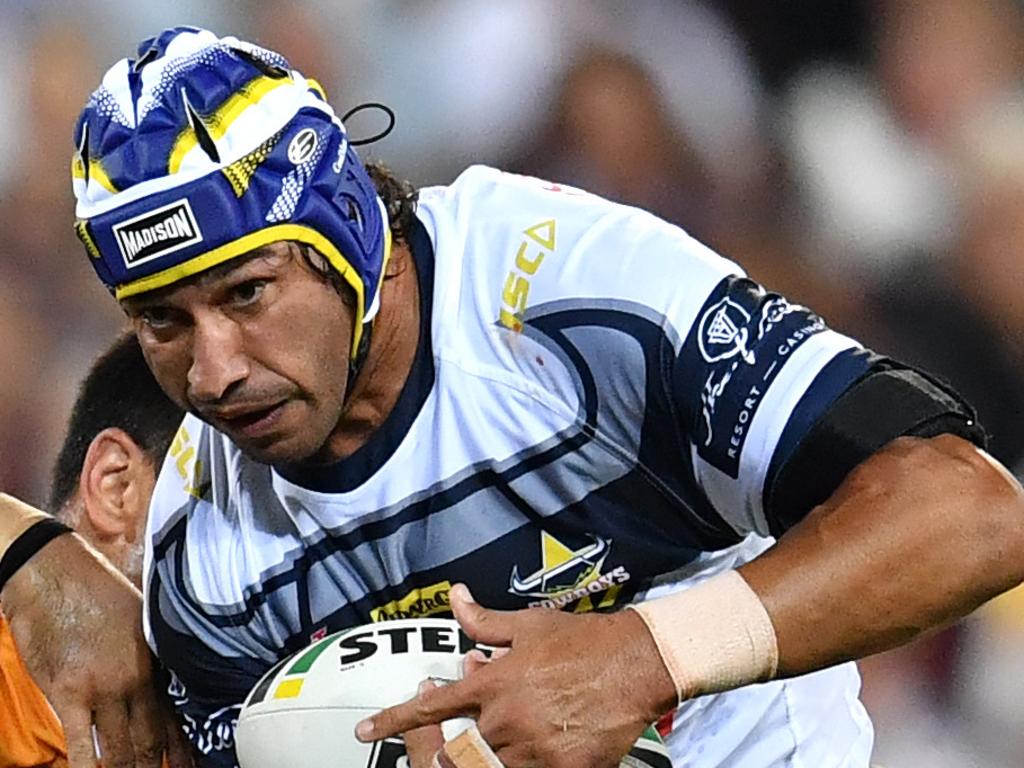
49, 332, 184, 511
365, 161, 418, 242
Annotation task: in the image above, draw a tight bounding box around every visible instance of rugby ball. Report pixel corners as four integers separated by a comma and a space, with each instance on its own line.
235, 618, 671, 768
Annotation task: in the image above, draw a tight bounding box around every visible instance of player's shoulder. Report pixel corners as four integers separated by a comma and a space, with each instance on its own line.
419, 164, 646, 233
421, 164, 742, 294
147, 414, 285, 611
419, 165, 745, 355
414, 166, 750, 417
149, 413, 246, 532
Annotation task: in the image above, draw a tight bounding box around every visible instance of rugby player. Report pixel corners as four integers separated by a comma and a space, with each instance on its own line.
10, 25, 1021, 768
0, 334, 184, 767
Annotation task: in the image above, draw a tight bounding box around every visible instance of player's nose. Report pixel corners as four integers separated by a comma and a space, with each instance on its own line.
187, 313, 250, 405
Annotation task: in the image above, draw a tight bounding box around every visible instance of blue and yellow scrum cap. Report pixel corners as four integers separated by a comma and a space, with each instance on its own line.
72, 27, 390, 358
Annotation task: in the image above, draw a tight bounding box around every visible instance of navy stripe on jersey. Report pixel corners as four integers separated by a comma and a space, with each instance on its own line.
524, 301, 742, 547
675, 276, 832, 479
311, 464, 725, 629
275, 217, 437, 492
159, 419, 727, 636
157, 429, 591, 630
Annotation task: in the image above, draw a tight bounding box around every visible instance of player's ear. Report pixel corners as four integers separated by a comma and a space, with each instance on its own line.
80, 427, 151, 541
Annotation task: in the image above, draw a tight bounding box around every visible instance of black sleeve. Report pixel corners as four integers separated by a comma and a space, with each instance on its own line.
155, 624, 267, 768
764, 358, 987, 537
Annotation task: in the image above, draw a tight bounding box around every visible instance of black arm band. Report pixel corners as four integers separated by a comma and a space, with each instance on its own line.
765, 363, 986, 536
0, 518, 73, 594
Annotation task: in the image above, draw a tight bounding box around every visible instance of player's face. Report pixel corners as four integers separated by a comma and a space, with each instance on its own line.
122, 243, 354, 465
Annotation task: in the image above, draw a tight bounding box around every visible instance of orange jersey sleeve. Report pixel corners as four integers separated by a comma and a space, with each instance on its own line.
0, 612, 67, 768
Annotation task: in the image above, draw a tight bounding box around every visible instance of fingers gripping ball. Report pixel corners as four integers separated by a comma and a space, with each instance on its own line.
235, 618, 672, 768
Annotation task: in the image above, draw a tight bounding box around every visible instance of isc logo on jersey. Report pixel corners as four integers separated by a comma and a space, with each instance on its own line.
498, 219, 556, 332
168, 425, 208, 500
509, 531, 631, 611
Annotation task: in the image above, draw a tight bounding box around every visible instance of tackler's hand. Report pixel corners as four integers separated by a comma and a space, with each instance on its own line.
357, 584, 675, 768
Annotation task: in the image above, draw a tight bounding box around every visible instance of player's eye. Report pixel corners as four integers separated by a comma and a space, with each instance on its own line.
139, 306, 175, 329
230, 279, 267, 307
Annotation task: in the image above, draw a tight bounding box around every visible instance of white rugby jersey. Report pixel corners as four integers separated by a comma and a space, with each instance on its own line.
144, 166, 876, 767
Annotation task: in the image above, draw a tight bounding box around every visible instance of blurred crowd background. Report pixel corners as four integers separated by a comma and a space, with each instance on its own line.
0, 0, 1021, 764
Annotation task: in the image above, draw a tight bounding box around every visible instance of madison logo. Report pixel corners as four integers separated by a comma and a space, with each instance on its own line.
509, 532, 630, 610
369, 581, 452, 622
113, 198, 203, 267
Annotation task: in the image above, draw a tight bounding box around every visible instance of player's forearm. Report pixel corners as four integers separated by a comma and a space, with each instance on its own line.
740, 434, 1024, 676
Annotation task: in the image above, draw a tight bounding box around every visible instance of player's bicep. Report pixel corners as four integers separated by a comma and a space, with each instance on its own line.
763, 361, 986, 536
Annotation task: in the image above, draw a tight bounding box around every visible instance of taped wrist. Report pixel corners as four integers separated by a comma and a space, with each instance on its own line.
0, 494, 72, 594
434, 725, 504, 768
628, 570, 778, 703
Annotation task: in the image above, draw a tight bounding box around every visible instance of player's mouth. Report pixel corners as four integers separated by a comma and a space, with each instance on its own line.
211, 401, 289, 441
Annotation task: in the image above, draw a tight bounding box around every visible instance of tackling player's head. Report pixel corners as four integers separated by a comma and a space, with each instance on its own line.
50, 332, 184, 588
70, 27, 413, 464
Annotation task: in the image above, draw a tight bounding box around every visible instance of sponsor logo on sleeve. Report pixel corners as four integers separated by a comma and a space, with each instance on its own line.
757, 297, 799, 338
698, 298, 756, 365
695, 293, 826, 478
112, 198, 203, 268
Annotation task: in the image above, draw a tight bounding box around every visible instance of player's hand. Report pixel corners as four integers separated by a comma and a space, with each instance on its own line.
401, 682, 446, 768
357, 584, 676, 768
1, 532, 193, 768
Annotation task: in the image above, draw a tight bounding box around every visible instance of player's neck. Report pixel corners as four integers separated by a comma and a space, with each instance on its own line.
320, 241, 421, 460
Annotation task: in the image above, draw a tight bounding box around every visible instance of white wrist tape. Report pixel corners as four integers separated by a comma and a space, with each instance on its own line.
0, 494, 50, 563
628, 570, 779, 702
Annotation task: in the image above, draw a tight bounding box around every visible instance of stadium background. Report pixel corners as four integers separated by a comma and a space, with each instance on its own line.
0, 0, 1021, 764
